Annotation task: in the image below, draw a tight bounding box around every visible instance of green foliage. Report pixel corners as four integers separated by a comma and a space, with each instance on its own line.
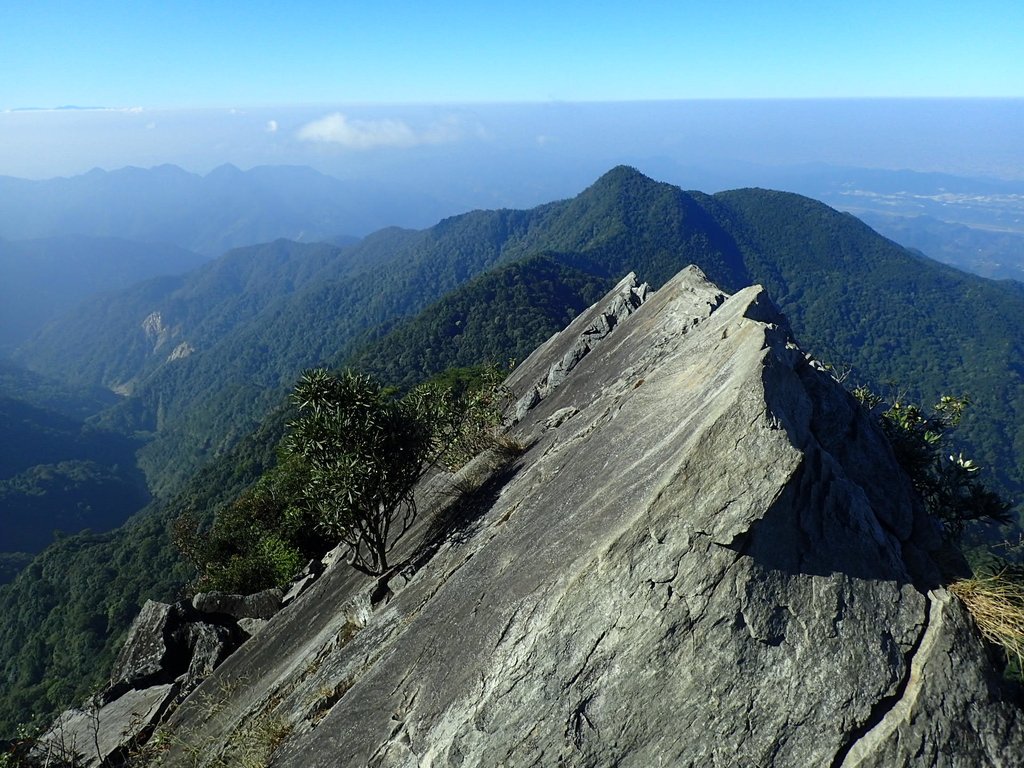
0, 359, 117, 421
0, 405, 288, 739
0, 394, 149, 562
345, 256, 611, 391
280, 364, 509, 575
0, 515, 187, 738
173, 454, 312, 593
411, 363, 514, 472
0, 460, 150, 557
284, 369, 433, 575
854, 389, 1013, 538
180, 364, 513, 587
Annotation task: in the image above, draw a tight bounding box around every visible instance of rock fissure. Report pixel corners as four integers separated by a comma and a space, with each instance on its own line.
562, 629, 610, 691
830, 593, 934, 768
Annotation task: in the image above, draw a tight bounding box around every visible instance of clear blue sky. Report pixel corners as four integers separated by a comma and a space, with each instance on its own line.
2, 0, 1022, 109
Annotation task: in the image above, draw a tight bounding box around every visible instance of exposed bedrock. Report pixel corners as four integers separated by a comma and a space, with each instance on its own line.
150, 266, 1022, 768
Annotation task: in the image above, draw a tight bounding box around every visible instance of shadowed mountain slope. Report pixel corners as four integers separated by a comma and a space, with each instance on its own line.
0, 235, 207, 354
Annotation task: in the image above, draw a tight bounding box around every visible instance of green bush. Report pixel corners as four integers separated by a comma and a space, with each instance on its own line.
176, 364, 513, 589
854, 389, 1012, 538
284, 369, 434, 575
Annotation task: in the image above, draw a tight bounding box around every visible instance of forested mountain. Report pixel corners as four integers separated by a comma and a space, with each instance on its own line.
4, 166, 1024, 736
0, 359, 117, 421
0, 394, 148, 583
0, 252, 618, 733
16, 166, 1024, 499
345, 256, 613, 390
0, 164, 443, 256
0, 235, 206, 353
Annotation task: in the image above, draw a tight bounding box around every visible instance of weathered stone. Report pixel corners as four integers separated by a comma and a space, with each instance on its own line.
192, 587, 283, 620
179, 622, 235, 695
108, 600, 173, 693
237, 617, 269, 636
544, 406, 578, 430
282, 559, 325, 606
513, 272, 652, 421
154, 266, 1024, 768
34, 684, 176, 767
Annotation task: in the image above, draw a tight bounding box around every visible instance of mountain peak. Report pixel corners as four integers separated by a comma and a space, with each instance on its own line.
207, 162, 244, 178
589, 163, 655, 188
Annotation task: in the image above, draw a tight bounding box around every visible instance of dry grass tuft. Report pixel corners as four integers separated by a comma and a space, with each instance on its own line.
951, 573, 1024, 668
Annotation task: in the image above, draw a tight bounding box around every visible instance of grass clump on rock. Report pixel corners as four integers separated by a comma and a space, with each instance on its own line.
951, 573, 1024, 670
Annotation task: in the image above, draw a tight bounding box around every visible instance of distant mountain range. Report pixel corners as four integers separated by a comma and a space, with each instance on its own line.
4, 166, 1024, 735
0, 164, 450, 256
856, 211, 1024, 283
14, 166, 1024, 500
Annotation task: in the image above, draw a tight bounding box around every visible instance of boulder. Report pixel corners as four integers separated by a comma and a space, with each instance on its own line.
192, 587, 283, 620
178, 621, 236, 696
33, 684, 176, 767
107, 600, 173, 694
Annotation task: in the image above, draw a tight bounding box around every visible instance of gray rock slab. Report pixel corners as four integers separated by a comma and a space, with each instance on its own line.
179, 621, 234, 696
34, 684, 176, 767
192, 587, 283, 620
237, 617, 269, 637
108, 599, 173, 692
153, 267, 1024, 768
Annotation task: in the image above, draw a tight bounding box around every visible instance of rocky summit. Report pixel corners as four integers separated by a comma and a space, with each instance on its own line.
69, 266, 1021, 766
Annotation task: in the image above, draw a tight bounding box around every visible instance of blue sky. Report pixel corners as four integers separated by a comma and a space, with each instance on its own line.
2, 1, 1023, 108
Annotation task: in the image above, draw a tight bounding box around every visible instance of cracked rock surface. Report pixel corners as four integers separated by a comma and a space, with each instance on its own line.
156, 265, 1023, 767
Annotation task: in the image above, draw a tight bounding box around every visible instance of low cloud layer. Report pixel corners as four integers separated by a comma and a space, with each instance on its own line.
296, 112, 461, 149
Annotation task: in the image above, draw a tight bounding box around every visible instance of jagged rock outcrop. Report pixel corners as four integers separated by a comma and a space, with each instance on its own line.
512, 272, 651, 422
192, 587, 284, 621
143, 267, 1024, 766
32, 685, 176, 768
35, 597, 250, 766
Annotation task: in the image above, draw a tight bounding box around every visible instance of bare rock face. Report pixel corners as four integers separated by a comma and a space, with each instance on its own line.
512, 272, 652, 422
108, 600, 174, 694
156, 266, 1023, 767
192, 587, 284, 620
33, 685, 175, 767
36, 595, 251, 766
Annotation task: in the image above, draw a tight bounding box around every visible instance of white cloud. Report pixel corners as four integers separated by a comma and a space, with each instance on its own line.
266, 119, 278, 133
296, 112, 462, 149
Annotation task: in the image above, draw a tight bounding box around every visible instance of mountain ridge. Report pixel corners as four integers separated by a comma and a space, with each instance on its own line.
17, 166, 1024, 499
4, 166, 1024, 738
0, 164, 442, 256
124, 266, 1024, 767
